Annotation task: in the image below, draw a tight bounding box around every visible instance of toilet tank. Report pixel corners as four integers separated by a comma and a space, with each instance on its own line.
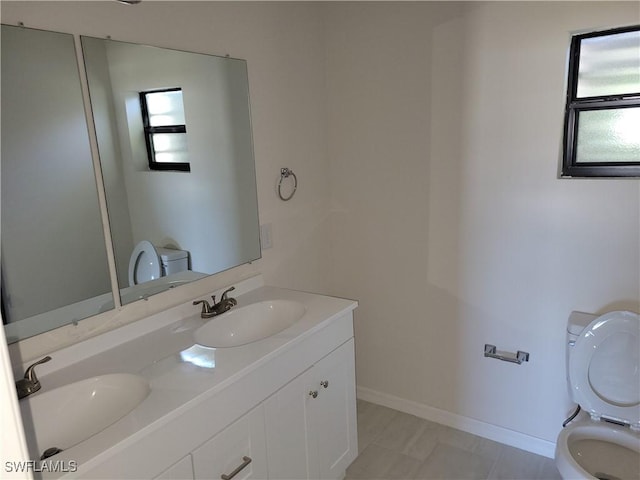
567, 311, 597, 343
566, 311, 597, 400
157, 247, 189, 276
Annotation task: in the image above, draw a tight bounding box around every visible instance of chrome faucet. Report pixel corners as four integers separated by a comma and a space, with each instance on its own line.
16, 356, 51, 400
193, 287, 237, 318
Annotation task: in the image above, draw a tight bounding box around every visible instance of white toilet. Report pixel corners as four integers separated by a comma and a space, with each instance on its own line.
555, 310, 640, 480
128, 240, 189, 286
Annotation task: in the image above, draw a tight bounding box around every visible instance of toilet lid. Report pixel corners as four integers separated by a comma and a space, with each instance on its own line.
128, 241, 161, 286
569, 311, 640, 427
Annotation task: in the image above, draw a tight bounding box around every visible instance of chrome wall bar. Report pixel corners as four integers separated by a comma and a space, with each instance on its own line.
484, 344, 530, 365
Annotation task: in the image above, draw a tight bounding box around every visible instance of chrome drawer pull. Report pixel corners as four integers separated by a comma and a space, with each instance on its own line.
309, 390, 318, 398
320, 380, 329, 388
221, 456, 252, 480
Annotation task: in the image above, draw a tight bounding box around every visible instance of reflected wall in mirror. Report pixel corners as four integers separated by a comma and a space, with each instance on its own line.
1, 25, 113, 342
81, 37, 261, 306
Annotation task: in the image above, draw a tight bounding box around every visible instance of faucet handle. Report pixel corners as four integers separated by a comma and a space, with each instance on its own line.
193, 299, 213, 315
16, 356, 51, 399
24, 356, 52, 382
221, 287, 236, 301
221, 287, 237, 307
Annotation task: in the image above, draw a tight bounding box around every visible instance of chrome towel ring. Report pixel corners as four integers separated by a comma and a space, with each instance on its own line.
278, 167, 297, 201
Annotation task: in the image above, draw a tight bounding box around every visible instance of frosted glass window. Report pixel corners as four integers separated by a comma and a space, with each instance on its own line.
562, 25, 640, 177
139, 88, 190, 172
146, 90, 186, 126
576, 108, 640, 163
151, 133, 189, 164
577, 30, 640, 98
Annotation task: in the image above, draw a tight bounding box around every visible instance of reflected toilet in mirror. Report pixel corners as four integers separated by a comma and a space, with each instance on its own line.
128, 241, 162, 286
156, 247, 190, 278
128, 241, 190, 286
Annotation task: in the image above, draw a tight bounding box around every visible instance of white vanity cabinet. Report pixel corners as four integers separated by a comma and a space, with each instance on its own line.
192, 406, 268, 480
264, 339, 357, 480
43, 283, 358, 480
153, 454, 194, 480
189, 338, 357, 480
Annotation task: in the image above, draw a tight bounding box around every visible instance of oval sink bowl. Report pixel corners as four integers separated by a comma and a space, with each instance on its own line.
194, 299, 306, 348
21, 373, 150, 458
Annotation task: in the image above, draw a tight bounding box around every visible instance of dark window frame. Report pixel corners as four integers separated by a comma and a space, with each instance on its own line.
561, 25, 640, 177
139, 87, 190, 172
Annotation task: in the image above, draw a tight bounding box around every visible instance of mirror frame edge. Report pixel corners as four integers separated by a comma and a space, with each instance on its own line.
72, 33, 123, 310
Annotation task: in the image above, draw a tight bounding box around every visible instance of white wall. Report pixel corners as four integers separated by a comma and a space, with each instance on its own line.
326, 1, 640, 451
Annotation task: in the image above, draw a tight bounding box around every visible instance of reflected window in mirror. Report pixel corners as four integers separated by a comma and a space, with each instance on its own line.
140, 88, 190, 172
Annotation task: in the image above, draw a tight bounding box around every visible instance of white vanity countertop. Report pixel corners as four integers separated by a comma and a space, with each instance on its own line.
28, 278, 357, 478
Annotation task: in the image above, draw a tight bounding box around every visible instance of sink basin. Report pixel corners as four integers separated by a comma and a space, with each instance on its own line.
20, 373, 150, 458
194, 299, 306, 348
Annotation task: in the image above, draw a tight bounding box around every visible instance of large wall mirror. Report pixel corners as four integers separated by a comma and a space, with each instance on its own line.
1, 25, 113, 343
1, 26, 262, 344
81, 36, 261, 306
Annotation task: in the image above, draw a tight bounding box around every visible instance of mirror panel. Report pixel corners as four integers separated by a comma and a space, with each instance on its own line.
1, 25, 113, 342
81, 37, 261, 305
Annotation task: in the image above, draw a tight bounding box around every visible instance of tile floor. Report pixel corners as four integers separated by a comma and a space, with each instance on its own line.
347, 400, 562, 480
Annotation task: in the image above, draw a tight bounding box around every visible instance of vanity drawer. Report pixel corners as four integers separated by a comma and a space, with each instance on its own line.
191, 405, 268, 480
154, 454, 194, 480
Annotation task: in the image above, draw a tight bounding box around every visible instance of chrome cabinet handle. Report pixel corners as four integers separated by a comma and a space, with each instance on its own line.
320, 380, 329, 388
220, 456, 252, 480
309, 390, 318, 398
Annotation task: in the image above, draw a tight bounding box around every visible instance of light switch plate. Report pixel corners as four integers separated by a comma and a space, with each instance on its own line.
260, 223, 273, 249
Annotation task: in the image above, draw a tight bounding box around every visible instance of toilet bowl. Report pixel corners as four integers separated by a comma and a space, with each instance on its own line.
555, 310, 640, 480
556, 419, 639, 480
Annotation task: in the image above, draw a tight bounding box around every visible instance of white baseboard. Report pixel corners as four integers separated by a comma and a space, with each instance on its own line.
356, 386, 556, 459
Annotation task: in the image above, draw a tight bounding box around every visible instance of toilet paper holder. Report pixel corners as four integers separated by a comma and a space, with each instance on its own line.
484, 344, 529, 365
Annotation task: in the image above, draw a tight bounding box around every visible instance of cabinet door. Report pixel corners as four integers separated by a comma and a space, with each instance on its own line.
192, 406, 268, 480
154, 454, 194, 480
308, 338, 357, 479
264, 339, 357, 480
264, 371, 315, 479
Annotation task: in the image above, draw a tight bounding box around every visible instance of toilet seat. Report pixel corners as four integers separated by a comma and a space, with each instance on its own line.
569, 310, 640, 429
128, 241, 162, 286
